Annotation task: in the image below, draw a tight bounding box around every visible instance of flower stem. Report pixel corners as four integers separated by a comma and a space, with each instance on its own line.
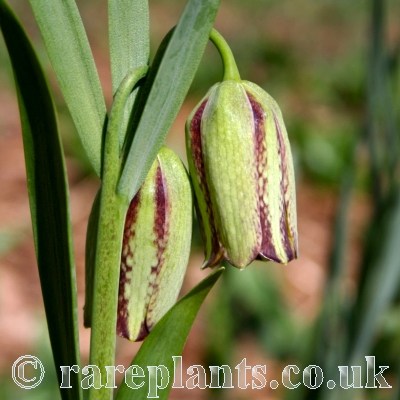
209, 28, 241, 81
88, 66, 147, 400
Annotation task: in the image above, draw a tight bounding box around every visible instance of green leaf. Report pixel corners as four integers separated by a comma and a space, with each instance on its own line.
116, 267, 224, 400
0, 3, 82, 400
108, 0, 150, 147
29, 0, 107, 177
118, 0, 220, 201
350, 190, 400, 363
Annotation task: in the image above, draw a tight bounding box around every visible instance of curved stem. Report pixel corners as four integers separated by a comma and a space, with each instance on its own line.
104, 65, 149, 174
89, 66, 147, 400
209, 28, 240, 81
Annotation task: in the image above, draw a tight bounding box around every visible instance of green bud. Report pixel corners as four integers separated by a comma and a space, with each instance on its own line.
186, 80, 298, 269
117, 147, 192, 341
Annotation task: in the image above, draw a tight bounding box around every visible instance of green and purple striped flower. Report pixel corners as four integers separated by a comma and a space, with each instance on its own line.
186, 80, 298, 270
117, 147, 192, 341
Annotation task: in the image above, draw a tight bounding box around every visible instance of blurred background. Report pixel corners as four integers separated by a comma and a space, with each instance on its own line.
1, 0, 400, 399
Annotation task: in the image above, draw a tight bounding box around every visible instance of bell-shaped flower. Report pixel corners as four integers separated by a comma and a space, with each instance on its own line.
186, 80, 298, 269
117, 147, 192, 341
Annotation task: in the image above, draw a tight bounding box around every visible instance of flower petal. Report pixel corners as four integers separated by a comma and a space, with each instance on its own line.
117, 148, 192, 341
186, 87, 225, 268
243, 81, 298, 263
201, 81, 261, 269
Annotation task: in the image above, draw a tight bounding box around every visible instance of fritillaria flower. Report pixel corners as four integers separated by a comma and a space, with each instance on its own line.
186, 80, 298, 269
117, 147, 192, 341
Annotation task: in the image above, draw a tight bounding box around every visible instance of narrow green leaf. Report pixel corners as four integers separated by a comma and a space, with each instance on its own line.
116, 267, 224, 400
350, 190, 400, 363
0, 3, 82, 400
118, 0, 220, 200
29, 0, 107, 176
108, 0, 150, 147
300, 175, 354, 400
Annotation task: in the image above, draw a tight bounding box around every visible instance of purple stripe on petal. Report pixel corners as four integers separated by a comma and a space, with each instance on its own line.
154, 164, 168, 269
151, 165, 168, 278
191, 100, 208, 175
145, 164, 169, 332
190, 100, 225, 267
117, 192, 141, 340
247, 93, 280, 262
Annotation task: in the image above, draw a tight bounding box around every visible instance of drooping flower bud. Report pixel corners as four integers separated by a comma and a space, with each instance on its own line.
117, 147, 192, 341
186, 80, 298, 270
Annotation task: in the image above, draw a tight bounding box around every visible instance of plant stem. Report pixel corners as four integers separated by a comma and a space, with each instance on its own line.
88, 191, 126, 400
209, 28, 240, 81
88, 67, 147, 400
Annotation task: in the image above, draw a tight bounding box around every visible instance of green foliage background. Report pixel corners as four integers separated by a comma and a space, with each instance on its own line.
1, 0, 400, 399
